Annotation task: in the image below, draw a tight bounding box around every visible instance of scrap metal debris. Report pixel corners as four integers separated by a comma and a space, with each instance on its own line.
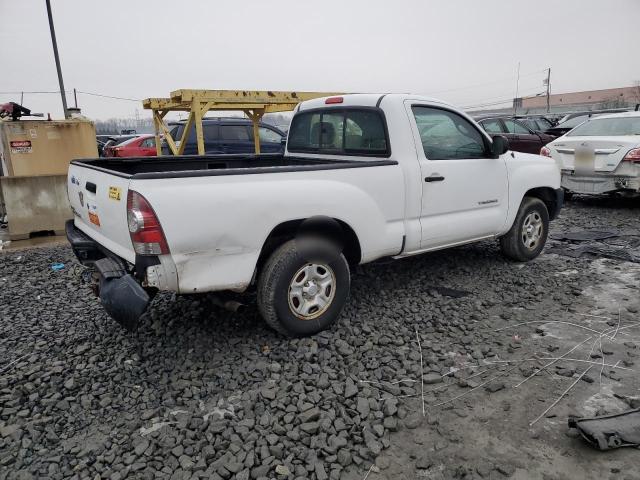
548, 230, 640, 263
568, 408, 640, 450
550, 230, 620, 242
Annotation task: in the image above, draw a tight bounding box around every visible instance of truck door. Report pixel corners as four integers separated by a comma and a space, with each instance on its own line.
408, 104, 509, 250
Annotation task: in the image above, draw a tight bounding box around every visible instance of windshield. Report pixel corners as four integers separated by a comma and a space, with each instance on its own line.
117, 136, 141, 146
557, 115, 593, 129
567, 117, 640, 137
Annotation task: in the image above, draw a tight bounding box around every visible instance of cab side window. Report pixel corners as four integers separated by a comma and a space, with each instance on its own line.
412, 106, 487, 160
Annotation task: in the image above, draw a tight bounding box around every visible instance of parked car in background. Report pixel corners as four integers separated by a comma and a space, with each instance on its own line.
541, 111, 640, 196
547, 109, 631, 137
545, 114, 603, 137
475, 115, 556, 154
515, 116, 555, 133
163, 118, 286, 155
556, 109, 630, 124
96, 135, 112, 156
103, 134, 157, 158
101, 135, 139, 157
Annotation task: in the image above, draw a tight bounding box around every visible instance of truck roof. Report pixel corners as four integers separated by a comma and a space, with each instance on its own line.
297, 93, 455, 111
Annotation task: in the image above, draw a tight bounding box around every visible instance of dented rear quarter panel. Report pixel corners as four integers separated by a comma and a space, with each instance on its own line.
128, 164, 405, 293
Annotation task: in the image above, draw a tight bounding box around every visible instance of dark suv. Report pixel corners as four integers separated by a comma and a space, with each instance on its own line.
164, 118, 286, 155
474, 115, 556, 154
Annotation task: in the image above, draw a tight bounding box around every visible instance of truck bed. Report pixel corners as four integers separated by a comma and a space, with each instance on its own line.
71, 154, 397, 179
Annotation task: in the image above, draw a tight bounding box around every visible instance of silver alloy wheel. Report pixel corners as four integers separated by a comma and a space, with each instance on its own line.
288, 263, 336, 320
521, 211, 543, 250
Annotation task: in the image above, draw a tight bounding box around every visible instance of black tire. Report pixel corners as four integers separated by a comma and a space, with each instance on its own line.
500, 197, 549, 262
257, 238, 350, 337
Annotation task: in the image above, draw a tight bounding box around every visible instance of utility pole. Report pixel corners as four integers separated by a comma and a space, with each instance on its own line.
45, 0, 69, 119
513, 62, 520, 115
545, 68, 551, 113
73, 88, 78, 108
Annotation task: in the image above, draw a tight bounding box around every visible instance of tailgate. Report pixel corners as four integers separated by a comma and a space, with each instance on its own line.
68, 162, 135, 262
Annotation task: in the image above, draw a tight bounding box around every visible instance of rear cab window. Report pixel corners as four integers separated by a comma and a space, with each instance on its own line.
288, 108, 390, 157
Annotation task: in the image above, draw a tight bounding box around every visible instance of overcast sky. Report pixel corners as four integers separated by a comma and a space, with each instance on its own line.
2, 0, 639, 120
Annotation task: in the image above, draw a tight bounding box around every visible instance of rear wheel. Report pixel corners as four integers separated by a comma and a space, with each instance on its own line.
257, 238, 350, 337
500, 197, 549, 261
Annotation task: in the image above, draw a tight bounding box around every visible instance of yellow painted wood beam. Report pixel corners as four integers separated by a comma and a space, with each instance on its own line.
171, 89, 342, 105
245, 109, 265, 155
192, 100, 205, 155
176, 111, 195, 156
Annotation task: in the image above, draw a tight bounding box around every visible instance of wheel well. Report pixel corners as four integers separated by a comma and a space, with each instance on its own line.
524, 187, 558, 219
256, 218, 362, 276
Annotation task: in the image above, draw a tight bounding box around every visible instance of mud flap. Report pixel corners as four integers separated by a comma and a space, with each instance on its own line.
568, 409, 640, 450
100, 274, 150, 331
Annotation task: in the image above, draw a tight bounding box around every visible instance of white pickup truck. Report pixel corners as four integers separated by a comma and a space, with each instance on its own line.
67, 94, 562, 336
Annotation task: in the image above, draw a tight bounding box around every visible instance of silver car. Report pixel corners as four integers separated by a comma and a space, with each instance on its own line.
542, 112, 640, 196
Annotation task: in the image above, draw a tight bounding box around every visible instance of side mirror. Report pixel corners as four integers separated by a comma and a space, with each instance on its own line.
280, 137, 287, 145
491, 135, 509, 158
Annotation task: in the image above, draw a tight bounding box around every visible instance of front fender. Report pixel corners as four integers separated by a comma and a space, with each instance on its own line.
503, 153, 561, 232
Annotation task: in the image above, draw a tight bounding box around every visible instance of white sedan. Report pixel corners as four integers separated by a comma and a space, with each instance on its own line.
541, 111, 640, 196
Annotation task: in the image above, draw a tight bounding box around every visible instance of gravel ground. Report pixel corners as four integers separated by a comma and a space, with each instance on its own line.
1, 197, 640, 480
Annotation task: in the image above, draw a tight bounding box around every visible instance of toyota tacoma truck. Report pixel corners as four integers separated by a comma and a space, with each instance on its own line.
66, 94, 563, 336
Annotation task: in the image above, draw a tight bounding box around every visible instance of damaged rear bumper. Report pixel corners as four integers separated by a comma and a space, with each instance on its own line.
66, 220, 152, 331
561, 171, 640, 195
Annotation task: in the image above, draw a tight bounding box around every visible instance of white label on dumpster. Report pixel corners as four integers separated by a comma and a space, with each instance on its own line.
7, 124, 24, 135
29, 129, 37, 138
10, 140, 32, 154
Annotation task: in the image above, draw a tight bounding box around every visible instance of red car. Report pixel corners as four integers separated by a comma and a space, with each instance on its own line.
103, 135, 157, 157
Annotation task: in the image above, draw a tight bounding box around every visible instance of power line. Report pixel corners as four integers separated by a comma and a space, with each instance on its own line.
0, 90, 141, 102
0, 90, 67, 94
424, 68, 548, 96
76, 91, 141, 102
461, 89, 546, 110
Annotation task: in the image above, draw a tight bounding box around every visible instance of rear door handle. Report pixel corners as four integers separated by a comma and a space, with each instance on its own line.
85, 182, 97, 193
425, 175, 445, 182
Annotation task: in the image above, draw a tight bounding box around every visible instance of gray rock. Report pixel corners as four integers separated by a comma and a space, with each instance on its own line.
344, 378, 358, 398
356, 397, 370, 418
300, 422, 319, 434
423, 373, 443, 385
337, 449, 352, 466
485, 381, 505, 393
314, 462, 328, 480
416, 454, 432, 470
404, 413, 423, 429
299, 407, 321, 423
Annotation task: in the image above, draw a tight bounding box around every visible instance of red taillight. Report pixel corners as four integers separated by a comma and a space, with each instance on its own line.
325, 96, 343, 104
540, 146, 551, 157
623, 147, 640, 163
126, 190, 169, 255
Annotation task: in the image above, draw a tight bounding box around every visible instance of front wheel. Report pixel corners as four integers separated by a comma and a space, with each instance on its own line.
500, 197, 549, 262
257, 238, 350, 337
